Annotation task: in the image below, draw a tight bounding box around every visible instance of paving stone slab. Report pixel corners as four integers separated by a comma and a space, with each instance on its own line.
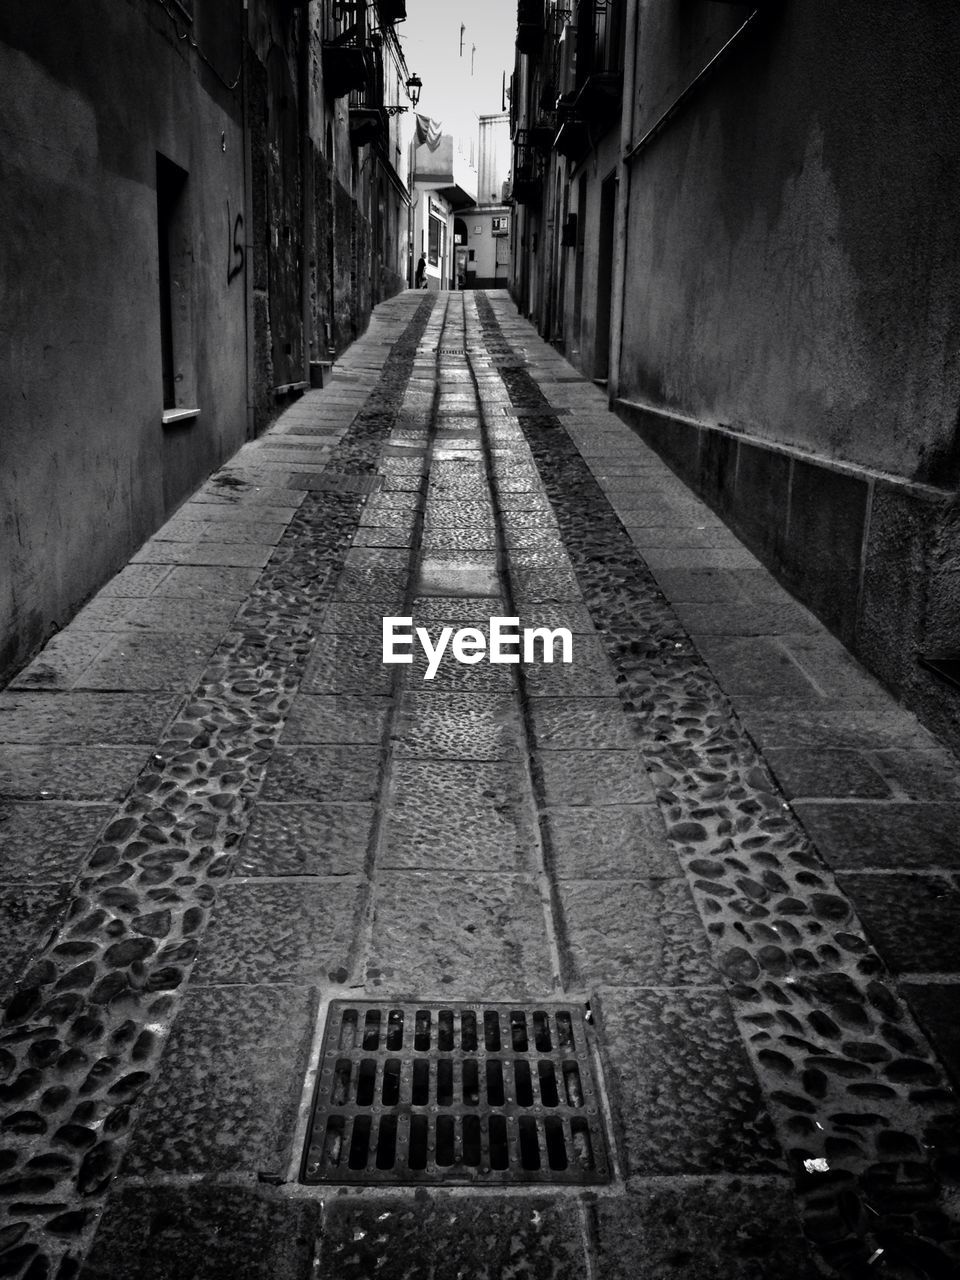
766, 747, 892, 799
316, 602, 392, 634
76, 632, 222, 690
0, 745, 148, 800
527, 698, 637, 751
596, 987, 784, 1176
416, 560, 501, 598
176, 501, 302, 523
511, 567, 584, 603
282, 694, 390, 745
793, 801, 960, 870
364, 871, 553, 998
692, 636, 819, 698
237, 802, 374, 877
902, 983, 960, 1089
778, 633, 894, 701
300, 637, 394, 696
422, 502, 495, 529
836, 872, 960, 973
406, 596, 503, 625
331, 567, 406, 607
343, 547, 409, 573
358, 507, 418, 534
735, 696, 940, 751
131, 541, 273, 568
8, 631, 111, 690
401, 651, 516, 692
155, 520, 289, 545
122, 985, 316, 1176
260, 746, 381, 803
381, 760, 535, 871
869, 748, 960, 800
544, 804, 679, 879
0, 883, 71, 990
677, 600, 821, 636
0, 693, 179, 745
97, 564, 173, 597
626, 525, 746, 549
393, 692, 521, 759
520, 641, 621, 698
194, 878, 365, 984
420, 526, 499, 551
0, 802, 113, 883
594, 1182, 819, 1279
537, 749, 654, 807
151, 565, 263, 598
351, 524, 416, 548
82, 1185, 319, 1280
88, 596, 242, 633
518, 605, 597, 634
559, 878, 716, 987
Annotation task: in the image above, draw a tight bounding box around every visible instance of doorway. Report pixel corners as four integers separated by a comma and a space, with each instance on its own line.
594, 172, 617, 384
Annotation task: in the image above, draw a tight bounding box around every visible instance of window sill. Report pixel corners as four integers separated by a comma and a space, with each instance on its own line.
162, 407, 200, 426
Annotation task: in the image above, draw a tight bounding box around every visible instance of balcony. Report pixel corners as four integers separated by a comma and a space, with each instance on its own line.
322, 25, 381, 101
512, 164, 542, 206
375, 0, 406, 23
516, 0, 544, 57
551, 92, 589, 162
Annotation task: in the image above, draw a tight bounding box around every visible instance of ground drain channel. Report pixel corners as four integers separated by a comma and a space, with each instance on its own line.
301, 1001, 611, 1186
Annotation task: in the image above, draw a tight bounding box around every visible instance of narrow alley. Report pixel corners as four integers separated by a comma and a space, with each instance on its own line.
1, 291, 959, 1278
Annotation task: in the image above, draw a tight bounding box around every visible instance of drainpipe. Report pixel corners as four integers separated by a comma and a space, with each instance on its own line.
608, 0, 639, 403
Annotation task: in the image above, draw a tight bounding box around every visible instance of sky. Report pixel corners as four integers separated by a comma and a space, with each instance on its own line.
397, 0, 517, 131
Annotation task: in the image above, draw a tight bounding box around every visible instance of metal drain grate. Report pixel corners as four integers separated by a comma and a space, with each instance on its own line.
435, 346, 467, 354
301, 1001, 611, 1185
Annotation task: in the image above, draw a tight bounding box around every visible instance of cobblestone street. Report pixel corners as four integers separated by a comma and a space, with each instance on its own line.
2, 290, 960, 1278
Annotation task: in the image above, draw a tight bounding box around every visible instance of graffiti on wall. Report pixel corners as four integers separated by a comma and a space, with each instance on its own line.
227, 203, 245, 285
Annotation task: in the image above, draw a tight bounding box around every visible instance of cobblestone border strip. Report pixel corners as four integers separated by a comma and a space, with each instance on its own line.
470, 292, 960, 1277
0, 297, 436, 1280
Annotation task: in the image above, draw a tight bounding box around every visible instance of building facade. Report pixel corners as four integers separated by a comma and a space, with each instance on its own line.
409, 110, 511, 290
410, 120, 478, 289
0, 0, 415, 685
509, 0, 960, 753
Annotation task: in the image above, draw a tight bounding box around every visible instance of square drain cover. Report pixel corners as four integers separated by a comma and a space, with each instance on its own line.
301, 1001, 611, 1185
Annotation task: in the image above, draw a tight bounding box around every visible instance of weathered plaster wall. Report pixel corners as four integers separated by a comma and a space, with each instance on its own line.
0, 0, 247, 681
620, 0, 960, 486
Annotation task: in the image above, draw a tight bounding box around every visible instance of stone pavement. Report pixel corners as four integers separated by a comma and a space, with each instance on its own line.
1, 289, 959, 1279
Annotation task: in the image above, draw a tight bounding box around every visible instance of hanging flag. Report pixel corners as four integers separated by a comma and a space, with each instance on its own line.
415, 114, 443, 151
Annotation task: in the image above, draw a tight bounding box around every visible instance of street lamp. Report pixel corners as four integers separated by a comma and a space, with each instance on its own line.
406, 73, 422, 108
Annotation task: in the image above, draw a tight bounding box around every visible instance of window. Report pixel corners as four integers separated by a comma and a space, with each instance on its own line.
156, 153, 197, 420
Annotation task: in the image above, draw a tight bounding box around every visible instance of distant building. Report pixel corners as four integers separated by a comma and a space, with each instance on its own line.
0, 0, 416, 684
510, 1, 960, 753
467, 113, 512, 289
409, 111, 510, 290
410, 118, 477, 289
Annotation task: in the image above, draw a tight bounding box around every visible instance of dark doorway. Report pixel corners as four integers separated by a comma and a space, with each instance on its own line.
572, 172, 587, 354
594, 173, 617, 383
